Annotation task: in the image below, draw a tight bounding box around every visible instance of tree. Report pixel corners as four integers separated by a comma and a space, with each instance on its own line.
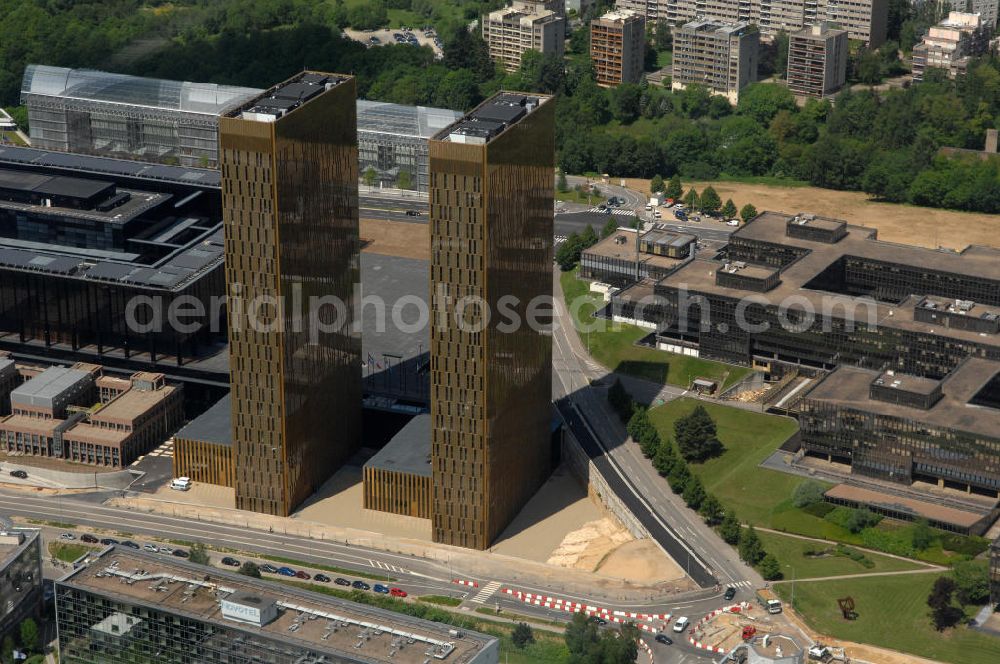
667, 460, 691, 494
740, 203, 758, 222
719, 511, 741, 544
653, 440, 678, 476
952, 561, 990, 606
773, 32, 789, 78
557, 169, 569, 192
683, 187, 699, 210
347, 1, 388, 30
674, 406, 724, 462
736, 83, 797, 125
239, 561, 262, 578
433, 68, 480, 111
665, 174, 683, 200
442, 23, 496, 82
792, 481, 826, 508
580, 224, 598, 247
699, 493, 724, 525
759, 554, 783, 581
650, 174, 664, 193
512, 622, 535, 648
844, 507, 881, 533
188, 542, 210, 565
556, 233, 585, 270
927, 576, 963, 631
19, 618, 38, 653
362, 166, 377, 189
601, 216, 618, 238
396, 169, 413, 191
699, 186, 721, 215
610, 83, 643, 123
1, 636, 13, 664
564, 612, 598, 655
653, 20, 672, 52
911, 518, 933, 551
682, 474, 706, 509
739, 524, 765, 565
721, 198, 737, 219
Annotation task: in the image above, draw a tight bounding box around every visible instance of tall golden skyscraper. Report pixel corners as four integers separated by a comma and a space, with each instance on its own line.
219, 72, 361, 516
428, 93, 555, 549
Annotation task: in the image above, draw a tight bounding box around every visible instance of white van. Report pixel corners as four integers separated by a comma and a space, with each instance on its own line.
672, 616, 689, 633
170, 477, 191, 491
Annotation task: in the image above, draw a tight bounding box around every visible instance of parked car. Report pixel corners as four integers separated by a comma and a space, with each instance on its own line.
121, 541, 139, 549
60, 533, 76, 540
588, 616, 608, 626
260, 564, 278, 574
653, 209, 662, 218
389, 587, 407, 598
655, 634, 673, 645
172, 549, 189, 558
405, 210, 421, 216
690, 215, 701, 222
143, 544, 158, 553
392, 33, 404, 40
314, 574, 331, 583
295, 570, 311, 580
158, 547, 174, 555
727, 219, 740, 226
369, 36, 380, 44
724, 586, 737, 601
373, 584, 390, 594
277, 567, 297, 577
99, 538, 118, 546
81, 534, 99, 543
672, 617, 690, 633
335, 577, 351, 586
221, 557, 240, 567
352, 581, 371, 591
9, 470, 27, 479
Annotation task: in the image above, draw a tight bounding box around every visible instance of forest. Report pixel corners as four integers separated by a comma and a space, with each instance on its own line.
2, 0, 999, 212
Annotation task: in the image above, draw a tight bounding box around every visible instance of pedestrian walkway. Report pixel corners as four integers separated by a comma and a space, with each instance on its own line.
469, 580, 502, 604
146, 440, 174, 458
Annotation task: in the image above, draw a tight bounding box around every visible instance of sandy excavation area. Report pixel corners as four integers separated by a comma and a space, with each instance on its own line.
360, 218, 429, 260
624, 177, 1000, 251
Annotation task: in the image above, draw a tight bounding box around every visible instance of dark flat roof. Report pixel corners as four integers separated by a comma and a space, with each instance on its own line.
0, 168, 114, 200
363, 413, 430, 477
435, 92, 551, 143
174, 393, 231, 447
803, 358, 1000, 438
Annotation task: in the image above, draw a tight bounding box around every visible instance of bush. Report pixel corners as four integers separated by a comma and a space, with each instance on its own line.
512, 622, 535, 648
802, 501, 836, 518
859, 528, 915, 558
792, 481, 826, 508
824, 506, 881, 533
834, 544, 875, 569
941, 533, 991, 557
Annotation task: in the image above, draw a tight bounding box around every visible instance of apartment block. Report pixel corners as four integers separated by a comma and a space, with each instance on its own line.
968, 0, 999, 29
912, 11, 993, 82
219, 73, 361, 517
592, 10, 647, 86
483, 1, 566, 72
787, 23, 849, 98
672, 20, 759, 104
628, 0, 887, 45
428, 93, 556, 549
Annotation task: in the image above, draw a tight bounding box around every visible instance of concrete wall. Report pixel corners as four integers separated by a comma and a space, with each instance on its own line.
0, 460, 137, 489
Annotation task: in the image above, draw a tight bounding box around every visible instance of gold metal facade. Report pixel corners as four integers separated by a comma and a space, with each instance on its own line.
173, 438, 234, 487
428, 96, 555, 549
220, 74, 362, 517
363, 467, 432, 519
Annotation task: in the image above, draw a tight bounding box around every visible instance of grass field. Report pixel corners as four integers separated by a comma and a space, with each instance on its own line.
560, 270, 752, 390
340, 0, 468, 29
418, 595, 463, 607
774, 575, 1000, 664
758, 531, 924, 579
656, 50, 672, 67
621, 177, 1000, 251
48, 541, 95, 563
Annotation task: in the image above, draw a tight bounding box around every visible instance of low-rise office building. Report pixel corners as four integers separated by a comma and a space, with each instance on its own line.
483, 1, 566, 72
172, 393, 233, 486
786, 23, 849, 98
671, 20, 759, 104
591, 10, 646, 86
363, 414, 432, 519
912, 11, 992, 81
0, 524, 42, 640
580, 227, 695, 287
0, 363, 182, 467
56, 546, 499, 664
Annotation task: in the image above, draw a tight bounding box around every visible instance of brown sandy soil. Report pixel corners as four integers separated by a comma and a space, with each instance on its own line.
593, 538, 689, 585
623, 177, 1000, 251
360, 218, 429, 260
546, 517, 633, 569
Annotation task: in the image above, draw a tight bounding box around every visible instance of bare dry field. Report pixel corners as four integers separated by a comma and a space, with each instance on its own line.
624, 177, 1000, 251
360, 218, 429, 260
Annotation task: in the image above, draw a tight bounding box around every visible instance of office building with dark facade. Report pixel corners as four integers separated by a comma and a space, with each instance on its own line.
56, 547, 499, 664
0, 524, 42, 640
0, 145, 225, 365
425, 93, 555, 549
580, 227, 696, 288
219, 72, 362, 517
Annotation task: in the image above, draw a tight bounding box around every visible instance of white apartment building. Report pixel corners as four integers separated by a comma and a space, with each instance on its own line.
672, 19, 760, 103
483, 1, 567, 72
912, 11, 993, 81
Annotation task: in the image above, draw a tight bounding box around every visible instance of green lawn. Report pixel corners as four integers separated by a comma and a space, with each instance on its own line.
774, 575, 1000, 664
656, 50, 672, 67
561, 270, 752, 390
340, 0, 466, 29
48, 542, 96, 563
555, 188, 597, 204
648, 398, 804, 525
418, 595, 463, 607
758, 531, 924, 579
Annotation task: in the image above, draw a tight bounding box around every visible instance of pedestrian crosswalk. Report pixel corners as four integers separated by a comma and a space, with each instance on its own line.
469, 580, 502, 604
587, 207, 637, 217
147, 439, 174, 458
368, 559, 410, 575
729, 580, 754, 589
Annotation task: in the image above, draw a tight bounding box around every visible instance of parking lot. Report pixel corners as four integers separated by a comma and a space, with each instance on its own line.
342, 26, 442, 57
